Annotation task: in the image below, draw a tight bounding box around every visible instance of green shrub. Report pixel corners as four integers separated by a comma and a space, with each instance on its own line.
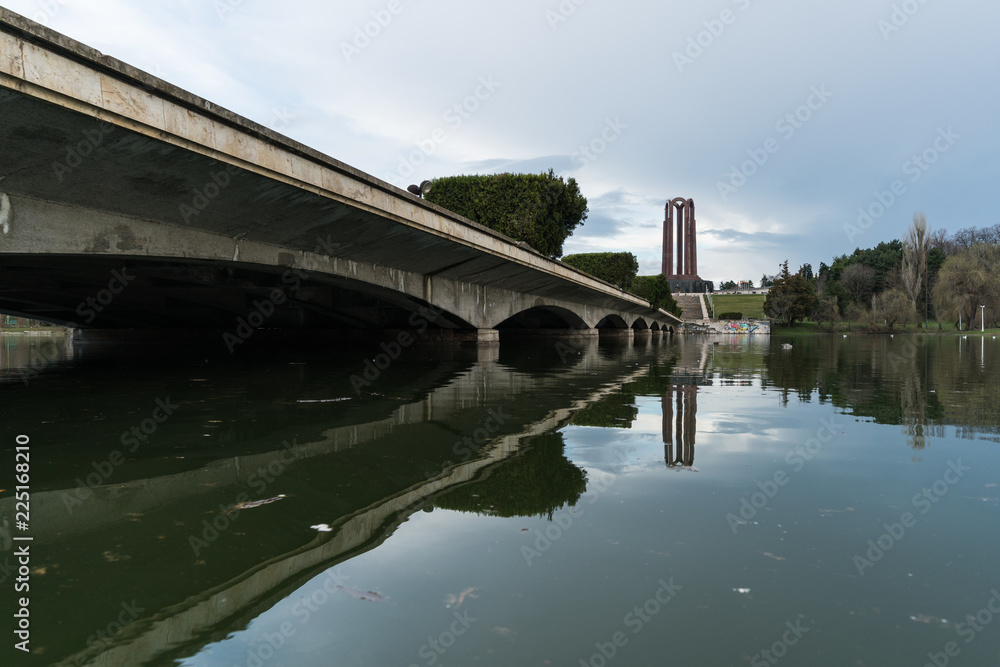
561, 252, 639, 291
717, 311, 743, 319
424, 170, 588, 258
630, 274, 681, 315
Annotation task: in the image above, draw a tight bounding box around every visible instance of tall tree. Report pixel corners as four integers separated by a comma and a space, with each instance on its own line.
902, 212, 929, 324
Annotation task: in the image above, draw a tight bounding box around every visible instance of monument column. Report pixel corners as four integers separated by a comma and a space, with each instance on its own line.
689, 212, 697, 277
675, 208, 684, 278
662, 202, 673, 277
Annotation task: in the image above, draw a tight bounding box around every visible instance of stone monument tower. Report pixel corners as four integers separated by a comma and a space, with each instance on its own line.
662, 197, 708, 293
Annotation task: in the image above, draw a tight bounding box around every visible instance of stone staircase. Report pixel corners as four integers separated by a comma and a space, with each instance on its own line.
674, 293, 707, 321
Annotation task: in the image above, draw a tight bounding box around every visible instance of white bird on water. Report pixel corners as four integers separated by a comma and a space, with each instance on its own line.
781, 343, 793, 350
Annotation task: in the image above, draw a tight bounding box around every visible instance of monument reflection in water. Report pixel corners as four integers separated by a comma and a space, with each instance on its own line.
663, 384, 697, 469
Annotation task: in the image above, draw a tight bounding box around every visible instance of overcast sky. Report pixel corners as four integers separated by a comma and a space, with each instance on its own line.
5, 0, 997, 285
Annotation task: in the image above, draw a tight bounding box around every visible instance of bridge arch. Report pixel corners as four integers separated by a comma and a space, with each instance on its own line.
595, 314, 629, 330
495, 306, 588, 330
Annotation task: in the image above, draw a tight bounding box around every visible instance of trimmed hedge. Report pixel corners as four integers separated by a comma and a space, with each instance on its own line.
561, 252, 639, 291
630, 274, 681, 315
717, 312, 743, 319
424, 170, 588, 258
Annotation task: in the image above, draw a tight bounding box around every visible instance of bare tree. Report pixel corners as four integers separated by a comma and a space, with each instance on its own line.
902, 212, 929, 325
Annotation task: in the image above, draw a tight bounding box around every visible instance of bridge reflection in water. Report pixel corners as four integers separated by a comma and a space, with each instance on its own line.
0, 333, 679, 666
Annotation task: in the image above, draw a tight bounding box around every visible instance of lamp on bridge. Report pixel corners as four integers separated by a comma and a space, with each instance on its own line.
407, 180, 433, 198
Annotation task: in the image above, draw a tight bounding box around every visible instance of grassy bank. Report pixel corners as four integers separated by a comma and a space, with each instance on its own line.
775, 320, 1000, 336
706, 293, 995, 335
710, 294, 767, 319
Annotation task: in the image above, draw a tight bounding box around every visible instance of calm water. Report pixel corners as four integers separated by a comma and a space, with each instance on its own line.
1, 332, 998, 666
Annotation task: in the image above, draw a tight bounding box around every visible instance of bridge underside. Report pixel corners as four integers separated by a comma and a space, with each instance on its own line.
0, 34, 680, 339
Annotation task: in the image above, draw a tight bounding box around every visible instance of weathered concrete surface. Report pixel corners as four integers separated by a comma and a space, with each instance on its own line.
0, 9, 680, 335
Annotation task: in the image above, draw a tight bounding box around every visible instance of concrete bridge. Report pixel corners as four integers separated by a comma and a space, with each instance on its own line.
0, 10, 680, 344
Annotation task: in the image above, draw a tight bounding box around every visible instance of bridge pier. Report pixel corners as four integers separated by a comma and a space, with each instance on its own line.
498, 328, 600, 340
599, 328, 634, 340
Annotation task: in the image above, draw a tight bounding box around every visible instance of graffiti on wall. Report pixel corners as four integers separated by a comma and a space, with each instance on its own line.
723, 320, 759, 334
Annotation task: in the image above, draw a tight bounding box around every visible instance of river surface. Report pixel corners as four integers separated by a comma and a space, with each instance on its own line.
1, 332, 998, 666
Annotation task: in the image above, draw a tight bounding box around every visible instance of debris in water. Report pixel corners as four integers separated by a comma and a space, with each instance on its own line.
733, 588, 751, 594
232, 495, 286, 510
760, 552, 786, 561
296, 398, 352, 403
337, 586, 387, 602
445, 587, 478, 608
910, 614, 957, 629
311, 524, 332, 532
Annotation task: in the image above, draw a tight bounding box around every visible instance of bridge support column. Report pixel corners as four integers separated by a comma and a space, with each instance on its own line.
474, 329, 500, 344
